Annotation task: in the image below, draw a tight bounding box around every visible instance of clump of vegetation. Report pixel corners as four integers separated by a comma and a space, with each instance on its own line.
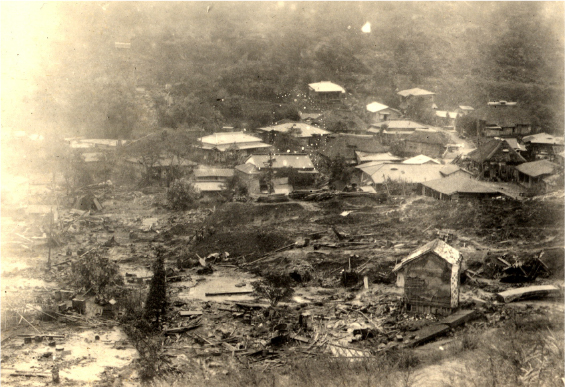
222, 174, 249, 201
69, 250, 124, 296
252, 273, 295, 306
167, 178, 200, 210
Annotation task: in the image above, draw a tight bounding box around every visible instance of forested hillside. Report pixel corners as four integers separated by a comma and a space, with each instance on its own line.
3, 2, 563, 139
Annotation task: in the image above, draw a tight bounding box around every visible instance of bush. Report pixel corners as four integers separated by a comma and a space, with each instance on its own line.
252, 273, 295, 306
69, 250, 124, 296
167, 178, 200, 210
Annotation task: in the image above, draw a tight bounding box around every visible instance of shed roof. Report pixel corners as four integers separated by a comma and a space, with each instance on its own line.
235, 163, 261, 175
435, 111, 459, 119
368, 120, 428, 132
193, 167, 234, 179
245, 153, 316, 170
257, 122, 330, 138
308, 81, 346, 93
193, 181, 225, 192
458, 106, 474, 111
515, 160, 560, 178
81, 152, 104, 163
397, 88, 435, 97
366, 102, 389, 113
522, 133, 565, 145
393, 239, 461, 272
356, 151, 401, 163
420, 175, 501, 196
405, 131, 450, 146
467, 138, 527, 164
356, 163, 444, 184
402, 155, 441, 165
199, 132, 264, 146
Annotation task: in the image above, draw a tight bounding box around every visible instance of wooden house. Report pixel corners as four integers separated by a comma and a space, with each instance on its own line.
366, 102, 402, 122
404, 131, 450, 158
308, 81, 346, 103
234, 163, 262, 195
522, 133, 565, 162
393, 239, 462, 316
514, 160, 563, 192
397, 88, 435, 113
465, 138, 526, 181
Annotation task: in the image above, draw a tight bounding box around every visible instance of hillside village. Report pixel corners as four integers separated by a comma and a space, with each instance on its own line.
1, 3, 564, 387
3, 76, 564, 386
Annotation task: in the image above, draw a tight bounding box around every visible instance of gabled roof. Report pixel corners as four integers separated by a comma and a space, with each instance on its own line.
439, 164, 471, 177
522, 133, 565, 145
235, 163, 261, 175
467, 139, 527, 164
245, 153, 317, 170
308, 81, 346, 93
503, 138, 526, 152
356, 163, 445, 184
318, 134, 386, 160
405, 131, 450, 146
421, 175, 501, 196
366, 102, 389, 113
397, 88, 435, 97
393, 239, 461, 272
402, 155, 441, 165
257, 122, 330, 138
515, 160, 561, 178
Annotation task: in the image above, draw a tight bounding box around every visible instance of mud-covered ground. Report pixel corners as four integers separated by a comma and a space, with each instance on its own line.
1, 186, 563, 386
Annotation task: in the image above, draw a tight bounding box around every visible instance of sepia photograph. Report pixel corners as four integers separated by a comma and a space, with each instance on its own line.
1, 2, 564, 386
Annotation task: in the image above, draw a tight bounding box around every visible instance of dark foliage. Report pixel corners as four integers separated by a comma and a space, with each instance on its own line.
144, 246, 168, 328
251, 273, 295, 306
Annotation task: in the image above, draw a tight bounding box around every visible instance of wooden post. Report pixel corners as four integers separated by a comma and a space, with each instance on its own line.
47, 208, 53, 270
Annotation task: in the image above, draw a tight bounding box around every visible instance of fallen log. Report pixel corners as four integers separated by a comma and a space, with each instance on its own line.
496, 285, 562, 303
404, 324, 450, 348
205, 291, 253, 297
439, 310, 478, 328
163, 325, 201, 335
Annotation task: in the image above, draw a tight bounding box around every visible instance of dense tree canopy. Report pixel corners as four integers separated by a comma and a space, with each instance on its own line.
2, 2, 563, 141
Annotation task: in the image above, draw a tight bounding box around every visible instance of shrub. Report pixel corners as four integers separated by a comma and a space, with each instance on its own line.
69, 250, 124, 296
166, 178, 200, 210
252, 273, 295, 306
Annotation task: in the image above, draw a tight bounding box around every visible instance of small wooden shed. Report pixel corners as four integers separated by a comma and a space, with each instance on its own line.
393, 239, 462, 316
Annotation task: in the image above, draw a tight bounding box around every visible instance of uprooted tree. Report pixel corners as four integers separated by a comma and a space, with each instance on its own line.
251, 273, 295, 307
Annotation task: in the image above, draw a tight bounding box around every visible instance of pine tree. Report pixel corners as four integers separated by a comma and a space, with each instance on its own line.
144, 246, 168, 328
